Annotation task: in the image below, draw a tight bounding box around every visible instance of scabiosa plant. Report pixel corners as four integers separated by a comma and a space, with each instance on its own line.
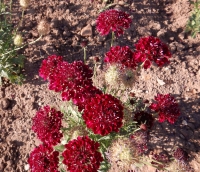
133, 111, 154, 130
32, 105, 63, 146
130, 130, 148, 154
104, 46, 137, 70
83, 94, 124, 136
134, 36, 172, 69
150, 94, 180, 124
96, 9, 132, 37
28, 144, 59, 172
62, 136, 103, 172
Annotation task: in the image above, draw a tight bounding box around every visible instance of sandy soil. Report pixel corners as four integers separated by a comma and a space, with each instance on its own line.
0, 0, 200, 171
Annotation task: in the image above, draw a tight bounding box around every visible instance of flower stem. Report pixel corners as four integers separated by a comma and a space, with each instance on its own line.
111, 31, 115, 47
83, 47, 87, 64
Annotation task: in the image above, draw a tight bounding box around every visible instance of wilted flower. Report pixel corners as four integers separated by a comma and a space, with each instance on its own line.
105, 64, 120, 86
104, 46, 137, 69
106, 138, 139, 172
134, 36, 171, 69
83, 94, 124, 136
28, 144, 59, 172
120, 68, 137, 88
133, 111, 154, 129
37, 19, 50, 35
130, 130, 148, 154
150, 94, 180, 124
62, 136, 103, 172
174, 148, 189, 163
32, 105, 63, 146
19, 0, 30, 9
96, 9, 132, 37
151, 152, 170, 169
13, 34, 23, 46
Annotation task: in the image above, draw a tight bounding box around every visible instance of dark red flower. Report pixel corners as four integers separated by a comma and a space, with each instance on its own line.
83, 94, 124, 136
151, 152, 170, 169
130, 130, 148, 154
96, 9, 132, 37
134, 36, 171, 69
62, 85, 102, 111
133, 111, 154, 129
174, 148, 189, 162
150, 94, 180, 124
28, 144, 59, 172
39, 55, 63, 80
49, 60, 93, 92
32, 106, 63, 146
62, 136, 103, 172
104, 46, 137, 69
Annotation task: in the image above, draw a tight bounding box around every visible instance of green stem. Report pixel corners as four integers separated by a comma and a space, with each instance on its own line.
9, 0, 12, 20
0, 35, 42, 57
111, 31, 115, 47
83, 47, 87, 64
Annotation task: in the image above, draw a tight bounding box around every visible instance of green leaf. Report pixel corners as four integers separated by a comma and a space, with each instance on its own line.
54, 144, 65, 152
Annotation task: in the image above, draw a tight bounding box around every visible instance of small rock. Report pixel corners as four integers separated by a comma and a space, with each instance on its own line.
157, 29, 166, 38
176, 43, 185, 51
157, 77, 165, 85
0, 98, 10, 110
24, 164, 30, 171
81, 24, 93, 37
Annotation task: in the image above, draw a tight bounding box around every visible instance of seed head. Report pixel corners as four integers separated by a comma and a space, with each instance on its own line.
19, 0, 30, 9
14, 34, 23, 46
37, 19, 50, 36
105, 64, 120, 86
120, 68, 137, 88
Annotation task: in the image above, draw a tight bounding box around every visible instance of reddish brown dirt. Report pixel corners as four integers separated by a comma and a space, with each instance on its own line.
0, 0, 200, 171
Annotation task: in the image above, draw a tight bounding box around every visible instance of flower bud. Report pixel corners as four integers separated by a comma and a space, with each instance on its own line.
14, 34, 23, 46
37, 20, 50, 36
19, 0, 30, 9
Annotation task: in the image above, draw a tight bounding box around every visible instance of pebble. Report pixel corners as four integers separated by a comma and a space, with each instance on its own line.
24, 164, 30, 171
0, 98, 10, 110
80, 24, 93, 37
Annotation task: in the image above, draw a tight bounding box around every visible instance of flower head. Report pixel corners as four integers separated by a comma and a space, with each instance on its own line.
150, 94, 180, 124
62, 136, 103, 172
133, 111, 154, 129
130, 130, 148, 154
104, 46, 137, 69
32, 106, 63, 146
19, 0, 30, 9
119, 68, 137, 88
14, 34, 23, 46
134, 36, 171, 69
83, 94, 124, 136
37, 19, 50, 36
28, 144, 59, 172
96, 9, 132, 37
105, 64, 120, 86
39, 55, 63, 80
174, 148, 189, 162
106, 138, 139, 172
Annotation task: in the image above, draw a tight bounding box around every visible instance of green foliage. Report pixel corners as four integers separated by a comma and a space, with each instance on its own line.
0, 2, 25, 85
186, 0, 200, 37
